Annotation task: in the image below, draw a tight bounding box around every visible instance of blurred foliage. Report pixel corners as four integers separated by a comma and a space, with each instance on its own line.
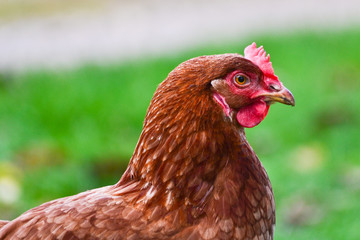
0, 29, 360, 239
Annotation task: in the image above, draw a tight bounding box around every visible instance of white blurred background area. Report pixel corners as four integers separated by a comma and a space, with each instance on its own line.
1, 0, 360, 71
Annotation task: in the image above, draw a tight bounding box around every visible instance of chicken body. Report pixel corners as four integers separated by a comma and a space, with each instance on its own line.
0, 44, 294, 240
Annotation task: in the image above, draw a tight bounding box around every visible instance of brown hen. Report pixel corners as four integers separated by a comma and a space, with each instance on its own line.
0, 43, 294, 240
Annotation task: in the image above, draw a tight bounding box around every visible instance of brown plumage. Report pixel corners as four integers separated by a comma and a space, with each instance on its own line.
0, 43, 294, 240
0, 221, 8, 229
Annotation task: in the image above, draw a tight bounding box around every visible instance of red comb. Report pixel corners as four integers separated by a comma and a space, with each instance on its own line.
244, 42, 278, 81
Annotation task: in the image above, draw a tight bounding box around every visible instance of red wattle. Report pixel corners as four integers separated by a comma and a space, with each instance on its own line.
236, 101, 269, 128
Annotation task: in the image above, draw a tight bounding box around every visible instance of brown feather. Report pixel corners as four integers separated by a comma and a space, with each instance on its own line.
0, 53, 277, 239
0, 221, 9, 230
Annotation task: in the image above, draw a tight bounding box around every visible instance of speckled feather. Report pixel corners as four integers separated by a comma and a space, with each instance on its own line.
0, 54, 276, 240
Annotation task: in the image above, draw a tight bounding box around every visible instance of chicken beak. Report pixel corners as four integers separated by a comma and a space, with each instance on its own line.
262, 87, 295, 106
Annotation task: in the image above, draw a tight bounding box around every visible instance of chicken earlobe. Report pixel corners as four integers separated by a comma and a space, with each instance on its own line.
211, 79, 234, 119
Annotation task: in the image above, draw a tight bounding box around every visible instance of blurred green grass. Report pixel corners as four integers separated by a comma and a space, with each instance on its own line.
0, 29, 360, 239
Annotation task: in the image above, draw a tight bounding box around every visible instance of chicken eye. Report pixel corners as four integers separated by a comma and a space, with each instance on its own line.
234, 74, 250, 86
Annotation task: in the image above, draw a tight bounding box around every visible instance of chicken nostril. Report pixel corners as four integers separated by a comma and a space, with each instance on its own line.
269, 84, 281, 91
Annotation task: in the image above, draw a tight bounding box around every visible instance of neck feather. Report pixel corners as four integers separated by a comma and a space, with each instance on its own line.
116, 84, 253, 196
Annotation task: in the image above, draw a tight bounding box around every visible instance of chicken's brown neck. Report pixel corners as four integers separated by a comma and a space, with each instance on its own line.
116, 83, 268, 213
